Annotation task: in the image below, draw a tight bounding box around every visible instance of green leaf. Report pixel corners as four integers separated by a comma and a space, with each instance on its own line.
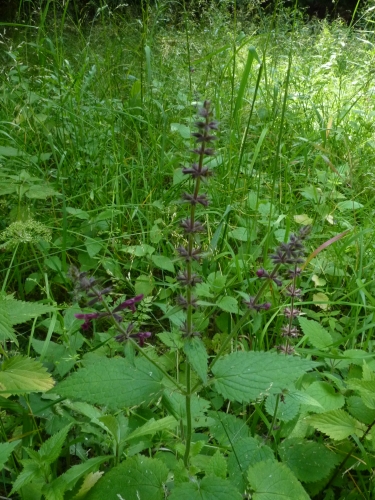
184, 337, 208, 383
228, 227, 248, 241
307, 409, 366, 440
66, 207, 90, 220
212, 352, 318, 403
0, 146, 24, 157
0, 356, 55, 396
278, 438, 340, 483
248, 460, 310, 500
98, 415, 120, 443
208, 411, 249, 447
86, 456, 168, 500
44, 456, 108, 498
0, 440, 20, 470
298, 317, 332, 349
337, 200, 363, 211
10, 460, 43, 494
304, 381, 345, 413
39, 424, 72, 464
265, 393, 300, 422
163, 391, 211, 428
151, 254, 175, 273
85, 238, 103, 258
0, 303, 17, 344
0, 296, 57, 325
228, 437, 274, 493
171, 122, 191, 139
126, 416, 177, 440
216, 296, 239, 313
49, 357, 163, 409
347, 395, 375, 424
169, 476, 242, 500
205, 450, 227, 479
25, 185, 60, 199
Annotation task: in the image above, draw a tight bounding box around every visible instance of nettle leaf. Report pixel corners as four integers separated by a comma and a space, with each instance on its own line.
0, 356, 55, 396
39, 424, 72, 464
336, 200, 363, 211
212, 352, 318, 403
49, 357, 163, 409
162, 391, 211, 428
208, 412, 249, 447
169, 476, 242, 500
228, 437, 274, 493
347, 395, 375, 424
247, 460, 310, 500
303, 381, 345, 413
0, 303, 17, 344
265, 393, 300, 422
43, 456, 108, 499
0, 296, 57, 325
184, 337, 208, 383
307, 409, 366, 440
0, 440, 20, 470
298, 317, 332, 349
278, 438, 340, 483
205, 450, 227, 479
10, 460, 43, 495
86, 456, 168, 500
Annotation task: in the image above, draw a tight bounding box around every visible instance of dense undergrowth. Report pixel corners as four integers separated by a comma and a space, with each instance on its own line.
1, 1, 375, 498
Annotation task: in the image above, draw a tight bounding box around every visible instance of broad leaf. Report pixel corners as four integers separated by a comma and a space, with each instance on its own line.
49, 357, 164, 409
0, 296, 57, 325
298, 317, 332, 349
278, 438, 340, 483
184, 337, 208, 383
10, 460, 43, 494
0, 356, 55, 396
208, 412, 250, 447
169, 476, 242, 500
247, 460, 310, 500
228, 437, 274, 493
212, 351, 318, 403
163, 391, 211, 428
151, 254, 175, 273
347, 395, 375, 424
86, 456, 168, 500
303, 381, 345, 413
308, 409, 366, 440
0, 303, 17, 344
265, 393, 300, 422
216, 296, 239, 313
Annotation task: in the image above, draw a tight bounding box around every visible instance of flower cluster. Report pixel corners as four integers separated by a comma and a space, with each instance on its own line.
177, 100, 218, 337
68, 266, 151, 346
245, 226, 311, 354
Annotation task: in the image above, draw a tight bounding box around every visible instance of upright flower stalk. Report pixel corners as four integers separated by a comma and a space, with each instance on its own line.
177, 101, 217, 465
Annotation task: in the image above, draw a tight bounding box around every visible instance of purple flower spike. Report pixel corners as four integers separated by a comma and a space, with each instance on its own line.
113, 294, 144, 313
75, 312, 101, 330
130, 331, 152, 347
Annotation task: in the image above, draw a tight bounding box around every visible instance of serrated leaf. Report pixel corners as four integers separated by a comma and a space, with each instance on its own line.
208, 411, 249, 447
39, 424, 72, 464
0, 440, 20, 470
212, 351, 318, 403
0, 356, 55, 396
49, 357, 163, 409
308, 409, 366, 440
184, 337, 208, 383
0, 303, 17, 344
298, 317, 332, 349
85, 456, 168, 500
163, 391, 210, 428
47, 456, 108, 498
126, 416, 177, 440
337, 200, 363, 211
205, 450, 227, 479
0, 296, 57, 325
169, 476, 242, 500
304, 381, 345, 413
248, 459, 310, 500
151, 254, 175, 273
216, 296, 239, 313
265, 393, 300, 422
10, 460, 43, 494
347, 395, 375, 424
278, 439, 340, 483
228, 437, 274, 493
